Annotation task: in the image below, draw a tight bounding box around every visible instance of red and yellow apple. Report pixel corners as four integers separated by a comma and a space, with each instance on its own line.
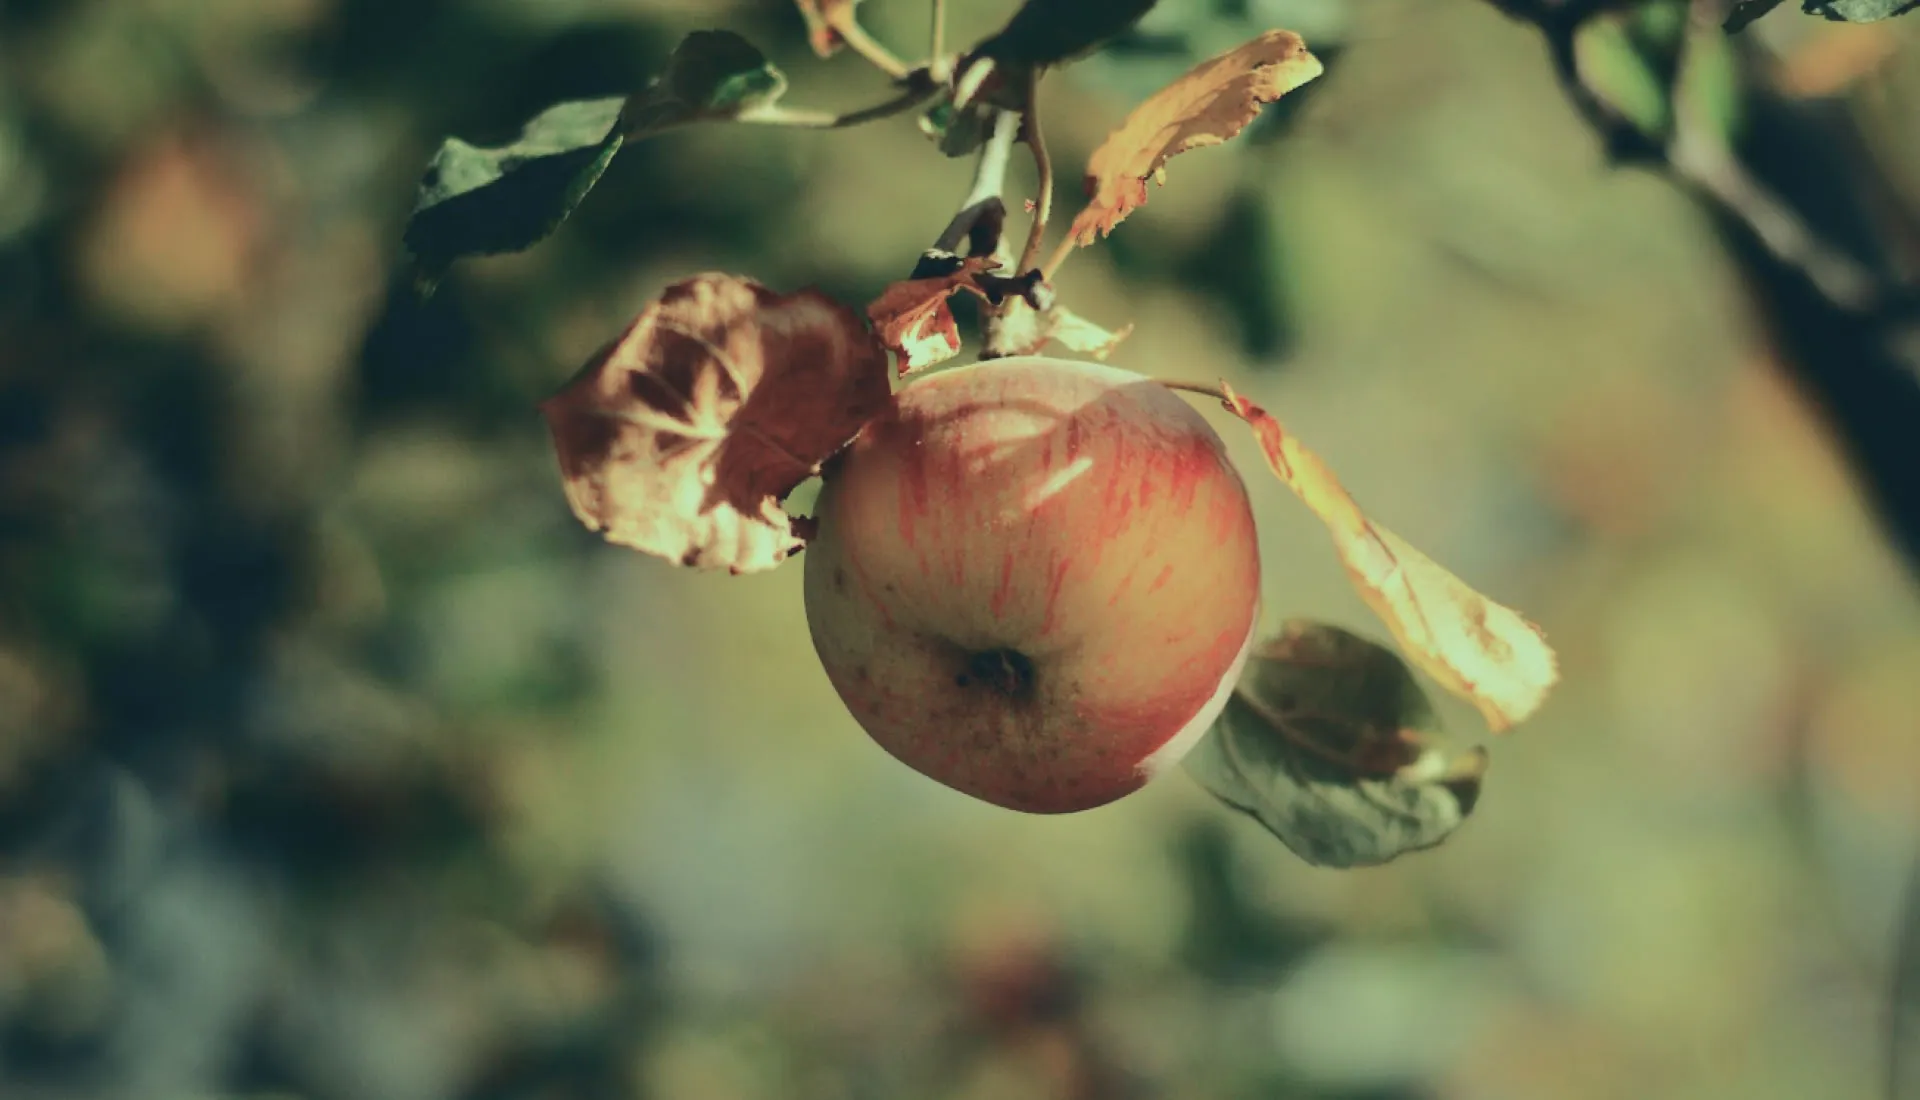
802, 356, 1262, 813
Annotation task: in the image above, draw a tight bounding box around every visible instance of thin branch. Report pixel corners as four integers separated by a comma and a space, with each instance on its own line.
1667, 0, 1882, 312
1040, 229, 1078, 282
918, 108, 1021, 271
740, 81, 938, 130
828, 10, 911, 80
930, 0, 947, 68
1480, 0, 1908, 321
1017, 66, 1055, 277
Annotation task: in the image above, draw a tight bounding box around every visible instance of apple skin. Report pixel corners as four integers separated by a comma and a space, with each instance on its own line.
803, 356, 1261, 814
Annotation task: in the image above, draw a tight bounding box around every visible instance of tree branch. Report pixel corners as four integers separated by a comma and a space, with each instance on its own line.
1477, 0, 1920, 566
915, 108, 1021, 276
741, 76, 939, 130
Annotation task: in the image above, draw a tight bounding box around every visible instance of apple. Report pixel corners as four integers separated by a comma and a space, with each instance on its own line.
803, 356, 1262, 813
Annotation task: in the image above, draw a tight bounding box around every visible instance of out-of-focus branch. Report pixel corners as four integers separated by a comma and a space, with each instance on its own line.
1478, 0, 1920, 567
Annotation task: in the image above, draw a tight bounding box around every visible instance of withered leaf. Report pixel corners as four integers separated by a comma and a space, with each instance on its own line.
1218, 384, 1558, 732
794, 0, 857, 58
542, 274, 892, 574
1065, 31, 1322, 249
1184, 621, 1488, 869
985, 297, 1132, 360
866, 256, 999, 372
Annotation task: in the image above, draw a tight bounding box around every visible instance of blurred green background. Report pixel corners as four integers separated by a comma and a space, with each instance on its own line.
4, 1, 1920, 1098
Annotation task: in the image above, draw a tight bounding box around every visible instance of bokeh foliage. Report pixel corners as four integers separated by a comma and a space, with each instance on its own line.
3, 2, 1920, 1099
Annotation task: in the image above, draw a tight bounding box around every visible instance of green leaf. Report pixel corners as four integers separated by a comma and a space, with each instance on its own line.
621, 29, 789, 137
1725, 0, 1787, 29
402, 31, 787, 283
1803, 0, 1919, 20
1182, 621, 1487, 869
404, 97, 626, 285
1676, 19, 1744, 144
972, 0, 1163, 68
1573, 15, 1672, 141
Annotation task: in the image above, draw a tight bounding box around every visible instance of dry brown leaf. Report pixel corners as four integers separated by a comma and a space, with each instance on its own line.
793, 0, 853, 57
986, 297, 1133, 360
865, 257, 998, 372
541, 273, 892, 574
1065, 31, 1322, 249
1217, 383, 1558, 731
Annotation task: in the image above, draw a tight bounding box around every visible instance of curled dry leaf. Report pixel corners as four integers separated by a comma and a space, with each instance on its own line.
1064, 31, 1322, 250
794, 0, 856, 58
1216, 383, 1558, 732
542, 274, 892, 574
866, 256, 999, 372
985, 297, 1132, 361
1184, 621, 1488, 868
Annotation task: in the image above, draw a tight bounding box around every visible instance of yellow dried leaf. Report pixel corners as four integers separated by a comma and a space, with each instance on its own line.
1218, 383, 1558, 731
1066, 30, 1322, 248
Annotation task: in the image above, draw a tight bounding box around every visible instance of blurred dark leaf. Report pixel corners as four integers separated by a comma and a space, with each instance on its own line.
1724, 0, 1787, 31
624, 29, 788, 131
404, 96, 625, 284
404, 31, 786, 282
972, 0, 1163, 68
1183, 621, 1487, 869
1804, 0, 1919, 20
919, 98, 995, 158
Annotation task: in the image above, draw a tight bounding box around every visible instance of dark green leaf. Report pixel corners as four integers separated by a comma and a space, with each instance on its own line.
917, 98, 994, 158
1182, 621, 1487, 869
972, 0, 1163, 68
1724, 0, 1785, 31
622, 29, 788, 135
404, 97, 626, 284
402, 31, 787, 282
1803, 0, 1919, 20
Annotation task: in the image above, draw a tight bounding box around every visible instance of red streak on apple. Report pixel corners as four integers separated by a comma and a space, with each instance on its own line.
803, 357, 1262, 813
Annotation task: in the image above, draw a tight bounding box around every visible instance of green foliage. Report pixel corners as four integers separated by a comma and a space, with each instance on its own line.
623, 29, 789, 134
404, 30, 786, 283
404, 97, 625, 285
1574, 2, 1742, 147
972, 0, 1164, 67
1183, 623, 1485, 868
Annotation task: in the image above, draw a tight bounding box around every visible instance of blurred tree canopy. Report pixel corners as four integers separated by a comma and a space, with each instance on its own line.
3, 2, 1920, 1100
